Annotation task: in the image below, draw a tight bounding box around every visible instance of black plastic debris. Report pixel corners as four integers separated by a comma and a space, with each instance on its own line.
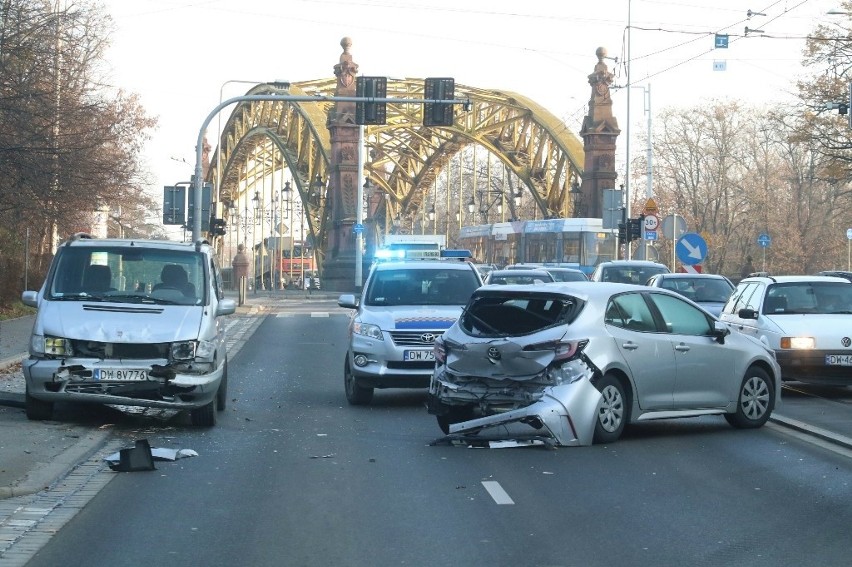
108, 439, 156, 472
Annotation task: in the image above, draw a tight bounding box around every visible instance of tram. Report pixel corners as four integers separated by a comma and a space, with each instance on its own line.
457, 218, 617, 274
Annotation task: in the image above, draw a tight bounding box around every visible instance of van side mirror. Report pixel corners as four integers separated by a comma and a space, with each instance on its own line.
737, 308, 757, 320
217, 298, 237, 316
22, 290, 38, 308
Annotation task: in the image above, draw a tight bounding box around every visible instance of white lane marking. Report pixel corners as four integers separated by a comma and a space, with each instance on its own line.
276, 312, 346, 317
481, 481, 515, 505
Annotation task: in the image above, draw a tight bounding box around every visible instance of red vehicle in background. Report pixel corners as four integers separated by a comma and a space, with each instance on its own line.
254, 237, 316, 289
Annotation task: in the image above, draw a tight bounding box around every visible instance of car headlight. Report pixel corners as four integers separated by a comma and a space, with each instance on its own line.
31, 335, 73, 357
353, 321, 383, 341
780, 337, 815, 349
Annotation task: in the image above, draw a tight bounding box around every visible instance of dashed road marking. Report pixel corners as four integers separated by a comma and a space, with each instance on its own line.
482, 481, 514, 505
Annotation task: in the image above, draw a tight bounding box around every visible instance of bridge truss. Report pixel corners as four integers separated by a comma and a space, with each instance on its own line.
209, 79, 585, 271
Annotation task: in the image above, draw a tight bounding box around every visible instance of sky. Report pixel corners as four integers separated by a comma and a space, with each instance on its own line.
97, 0, 845, 227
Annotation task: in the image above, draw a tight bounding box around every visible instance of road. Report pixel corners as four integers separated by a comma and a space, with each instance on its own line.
7, 300, 852, 566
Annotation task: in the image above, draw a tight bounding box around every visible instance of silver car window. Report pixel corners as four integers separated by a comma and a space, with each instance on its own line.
648, 293, 713, 336
460, 294, 577, 336
607, 293, 656, 332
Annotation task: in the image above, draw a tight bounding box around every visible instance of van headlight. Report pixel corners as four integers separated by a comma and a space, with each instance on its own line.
31, 335, 73, 357
171, 340, 216, 362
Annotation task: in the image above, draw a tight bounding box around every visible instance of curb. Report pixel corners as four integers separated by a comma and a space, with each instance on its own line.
0, 427, 113, 499
769, 413, 852, 451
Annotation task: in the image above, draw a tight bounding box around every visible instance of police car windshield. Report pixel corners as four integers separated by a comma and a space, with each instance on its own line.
365, 268, 480, 306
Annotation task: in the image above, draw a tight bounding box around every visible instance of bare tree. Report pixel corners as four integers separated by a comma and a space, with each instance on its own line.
0, 0, 156, 301
648, 100, 850, 278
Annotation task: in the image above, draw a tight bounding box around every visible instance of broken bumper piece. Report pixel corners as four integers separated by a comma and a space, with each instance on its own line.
444, 379, 603, 447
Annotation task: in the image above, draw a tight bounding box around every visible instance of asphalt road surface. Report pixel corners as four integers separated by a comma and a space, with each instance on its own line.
17, 301, 852, 566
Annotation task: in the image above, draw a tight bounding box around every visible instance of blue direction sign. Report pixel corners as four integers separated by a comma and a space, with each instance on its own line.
715, 34, 729, 48
353, 223, 365, 234
757, 232, 772, 248
676, 232, 708, 266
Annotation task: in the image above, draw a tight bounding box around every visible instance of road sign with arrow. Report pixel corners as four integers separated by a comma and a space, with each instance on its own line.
676, 232, 707, 266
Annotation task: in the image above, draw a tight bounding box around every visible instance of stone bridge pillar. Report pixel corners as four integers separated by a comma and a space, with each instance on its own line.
578, 47, 620, 219
322, 37, 366, 292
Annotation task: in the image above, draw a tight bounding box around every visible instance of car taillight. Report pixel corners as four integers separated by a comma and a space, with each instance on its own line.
523, 339, 587, 361
434, 337, 446, 364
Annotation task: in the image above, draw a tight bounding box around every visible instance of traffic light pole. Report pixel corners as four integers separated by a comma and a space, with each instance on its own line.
191, 93, 470, 242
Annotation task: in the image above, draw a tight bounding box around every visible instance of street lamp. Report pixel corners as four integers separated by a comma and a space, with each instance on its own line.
311, 174, 325, 200
570, 180, 584, 217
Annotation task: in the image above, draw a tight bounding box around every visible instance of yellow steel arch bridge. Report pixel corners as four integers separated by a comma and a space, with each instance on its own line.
209, 79, 585, 275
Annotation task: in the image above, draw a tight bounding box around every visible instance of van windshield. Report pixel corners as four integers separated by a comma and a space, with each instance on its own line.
47, 246, 205, 306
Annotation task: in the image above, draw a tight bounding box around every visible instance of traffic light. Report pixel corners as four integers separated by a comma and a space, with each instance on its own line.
355, 76, 387, 125
424, 77, 454, 126
629, 217, 643, 240
210, 218, 226, 237
617, 222, 627, 243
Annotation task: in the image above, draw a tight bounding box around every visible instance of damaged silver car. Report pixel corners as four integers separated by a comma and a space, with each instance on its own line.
427, 282, 782, 446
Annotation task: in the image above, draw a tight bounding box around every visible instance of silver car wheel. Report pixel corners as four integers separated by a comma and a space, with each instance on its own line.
741, 375, 770, 420
598, 384, 624, 433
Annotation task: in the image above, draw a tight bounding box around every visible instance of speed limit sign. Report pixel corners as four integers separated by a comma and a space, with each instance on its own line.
644, 214, 660, 232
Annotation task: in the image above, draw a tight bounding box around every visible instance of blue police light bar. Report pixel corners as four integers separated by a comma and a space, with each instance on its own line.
440, 249, 473, 259
374, 249, 406, 260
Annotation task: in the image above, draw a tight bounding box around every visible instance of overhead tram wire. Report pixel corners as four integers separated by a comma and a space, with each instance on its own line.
616, 0, 812, 86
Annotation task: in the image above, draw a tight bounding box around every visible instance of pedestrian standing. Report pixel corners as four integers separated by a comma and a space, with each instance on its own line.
741, 256, 756, 280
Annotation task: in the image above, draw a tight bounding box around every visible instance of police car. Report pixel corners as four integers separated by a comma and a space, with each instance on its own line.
337, 249, 483, 404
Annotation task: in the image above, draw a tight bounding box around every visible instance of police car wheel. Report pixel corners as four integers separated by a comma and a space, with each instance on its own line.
344, 356, 373, 405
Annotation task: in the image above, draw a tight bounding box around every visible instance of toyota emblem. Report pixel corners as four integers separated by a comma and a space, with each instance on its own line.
843, 337, 851, 348
420, 333, 436, 344
487, 346, 501, 360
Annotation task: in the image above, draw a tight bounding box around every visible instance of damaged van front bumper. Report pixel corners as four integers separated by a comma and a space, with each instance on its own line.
23, 357, 222, 410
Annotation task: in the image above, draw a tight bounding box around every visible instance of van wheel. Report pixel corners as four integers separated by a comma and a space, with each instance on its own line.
25, 385, 53, 421
216, 358, 228, 411
191, 397, 217, 426
344, 357, 373, 405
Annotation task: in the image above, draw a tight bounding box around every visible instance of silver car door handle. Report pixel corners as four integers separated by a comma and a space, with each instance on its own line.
675, 344, 690, 352
622, 341, 639, 350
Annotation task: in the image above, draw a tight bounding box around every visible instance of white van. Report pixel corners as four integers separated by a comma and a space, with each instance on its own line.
21, 234, 236, 426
